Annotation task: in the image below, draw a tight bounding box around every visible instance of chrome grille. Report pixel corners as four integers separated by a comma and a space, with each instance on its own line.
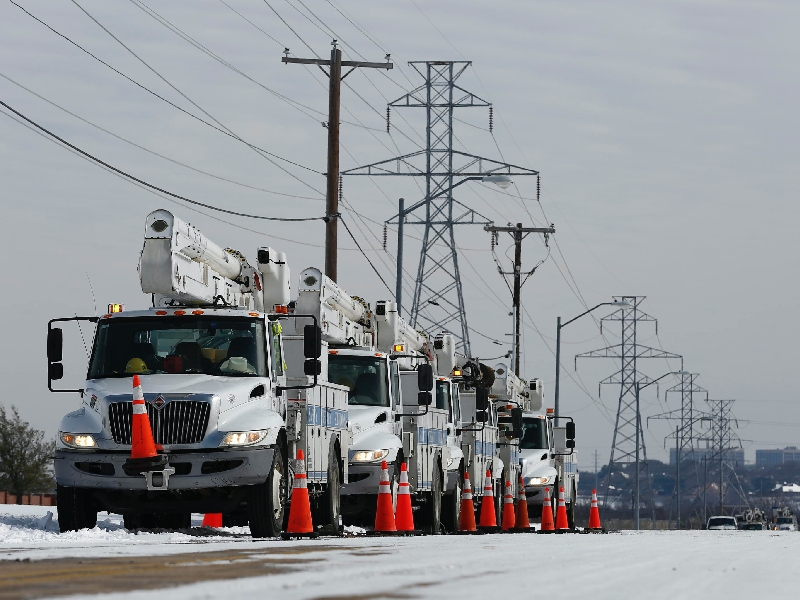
109, 401, 211, 445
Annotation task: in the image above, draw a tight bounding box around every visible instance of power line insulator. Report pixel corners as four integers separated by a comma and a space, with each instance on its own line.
383, 224, 388, 250
386, 106, 391, 133
489, 106, 493, 133
338, 175, 343, 200
536, 174, 540, 201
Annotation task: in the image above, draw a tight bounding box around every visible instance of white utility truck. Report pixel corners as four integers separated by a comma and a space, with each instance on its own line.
518, 402, 578, 526
48, 209, 348, 537
292, 269, 448, 532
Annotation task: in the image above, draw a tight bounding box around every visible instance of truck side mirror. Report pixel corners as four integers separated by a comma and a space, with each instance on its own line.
566, 421, 575, 440
417, 364, 434, 392
511, 407, 523, 439
566, 439, 575, 449
303, 359, 321, 376
475, 385, 488, 411
475, 410, 488, 423
47, 327, 63, 363
418, 391, 432, 406
48, 362, 64, 381
303, 325, 322, 358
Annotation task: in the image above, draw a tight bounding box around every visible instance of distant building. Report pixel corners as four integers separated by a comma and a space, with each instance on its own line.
756, 447, 800, 468
669, 447, 744, 466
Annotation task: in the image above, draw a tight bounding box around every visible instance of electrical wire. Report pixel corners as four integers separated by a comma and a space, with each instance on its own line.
0, 99, 323, 222
9, 0, 322, 182
0, 71, 323, 201
339, 216, 394, 295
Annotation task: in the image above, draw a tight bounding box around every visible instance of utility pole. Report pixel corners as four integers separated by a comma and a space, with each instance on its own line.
282, 43, 392, 282
395, 198, 405, 313
484, 223, 554, 375
676, 425, 680, 529
594, 449, 599, 492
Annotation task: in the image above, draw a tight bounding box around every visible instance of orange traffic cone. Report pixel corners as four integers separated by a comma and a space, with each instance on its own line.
202, 513, 222, 528
540, 486, 555, 533
588, 488, 603, 531
457, 471, 480, 534
373, 461, 397, 533
514, 476, 531, 531
395, 462, 415, 532
123, 375, 166, 474
501, 480, 516, 531
555, 486, 570, 532
281, 449, 318, 539
478, 470, 498, 530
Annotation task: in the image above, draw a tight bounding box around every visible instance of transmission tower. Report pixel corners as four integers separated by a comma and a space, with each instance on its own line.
649, 372, 708, 527
575, 296, 682, 509
341, 61, 538, 355
699, 399, 743, 515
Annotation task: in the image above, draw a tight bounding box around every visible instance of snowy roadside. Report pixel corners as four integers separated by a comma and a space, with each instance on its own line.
3, 505, 800, 599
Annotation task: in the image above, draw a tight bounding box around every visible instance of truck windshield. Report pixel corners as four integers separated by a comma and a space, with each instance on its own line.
777, 517, 794, 524
328, 354, 389, 406
520, 418, 547, 450
89, 317, 268, 378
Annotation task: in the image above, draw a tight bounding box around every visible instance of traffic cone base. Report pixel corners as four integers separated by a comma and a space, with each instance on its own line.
539, 486, 555, 533
282, 449, 319, 540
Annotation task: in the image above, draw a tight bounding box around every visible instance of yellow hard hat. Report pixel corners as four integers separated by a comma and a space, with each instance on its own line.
125, 358, 149, 374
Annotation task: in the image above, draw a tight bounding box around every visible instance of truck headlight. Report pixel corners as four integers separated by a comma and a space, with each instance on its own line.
220, 430, 268, 447
525, 475, 554, 486
60, 433, 97, 448
352, 450, 389, 463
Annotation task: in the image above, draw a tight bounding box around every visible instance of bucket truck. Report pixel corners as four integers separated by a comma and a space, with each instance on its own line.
47, 209, 348, 537
292, 269, 447, 532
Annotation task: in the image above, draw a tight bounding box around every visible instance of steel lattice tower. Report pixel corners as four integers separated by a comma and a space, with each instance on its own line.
700, 399, 742, 514
576, 296, 681, 507
650, 373, 708, 466
342, 61, 538, 355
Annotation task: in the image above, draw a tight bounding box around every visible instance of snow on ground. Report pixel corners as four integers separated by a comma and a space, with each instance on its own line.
3, 505, 800, 599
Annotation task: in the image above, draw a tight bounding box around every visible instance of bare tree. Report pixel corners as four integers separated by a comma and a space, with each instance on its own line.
0, 405, 55, 503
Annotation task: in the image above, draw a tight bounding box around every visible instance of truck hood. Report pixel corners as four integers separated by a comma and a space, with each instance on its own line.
347, 405, 399, 458
87, 374, 270, 413
519, 447, 555, 479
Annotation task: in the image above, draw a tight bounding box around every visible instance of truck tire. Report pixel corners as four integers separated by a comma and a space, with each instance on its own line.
421, 463, 442, 534
314, 444, 342, 534
57, 485, 97, 532
249, 445, 286, 538
442, 465, 462, 533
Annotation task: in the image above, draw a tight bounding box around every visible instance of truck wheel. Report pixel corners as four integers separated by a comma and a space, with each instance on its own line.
57, 485, 97, 532
442, 466, 462, 533
567, 483, 576, 529
316, 446, 342, 534
249, 445, 286, 538
422, 464, 442, 534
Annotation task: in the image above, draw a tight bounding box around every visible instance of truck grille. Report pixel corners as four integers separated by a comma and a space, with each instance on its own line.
109, 401, 211, 445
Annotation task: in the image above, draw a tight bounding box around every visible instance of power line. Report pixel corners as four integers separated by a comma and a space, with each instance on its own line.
9, 0, 322, 181
339, 216, 394, 295
0, 71, 323, 201
0, 99, 323, 223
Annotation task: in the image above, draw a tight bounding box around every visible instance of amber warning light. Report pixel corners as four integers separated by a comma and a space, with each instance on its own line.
393, 344, 404, 352
108, 303, 124, 313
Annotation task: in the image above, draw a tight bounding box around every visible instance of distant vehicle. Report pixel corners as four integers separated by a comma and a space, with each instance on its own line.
707, 516, 738, 530
775, 516, 798, 531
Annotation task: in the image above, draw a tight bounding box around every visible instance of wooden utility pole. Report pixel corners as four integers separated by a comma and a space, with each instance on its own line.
484, 222, 554, 376
282, 43, 392, 282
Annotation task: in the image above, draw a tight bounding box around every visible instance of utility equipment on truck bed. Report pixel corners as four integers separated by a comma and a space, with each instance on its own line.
48, 209, 347, 537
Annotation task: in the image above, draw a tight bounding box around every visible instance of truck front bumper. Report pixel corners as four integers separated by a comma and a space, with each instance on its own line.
342, 462, 391, 495
54, 447, 274, 491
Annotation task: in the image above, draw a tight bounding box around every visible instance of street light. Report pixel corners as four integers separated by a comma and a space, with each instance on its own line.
481, 174, 513, 189
554, 299, 631, 426
635, 370, 688, 531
